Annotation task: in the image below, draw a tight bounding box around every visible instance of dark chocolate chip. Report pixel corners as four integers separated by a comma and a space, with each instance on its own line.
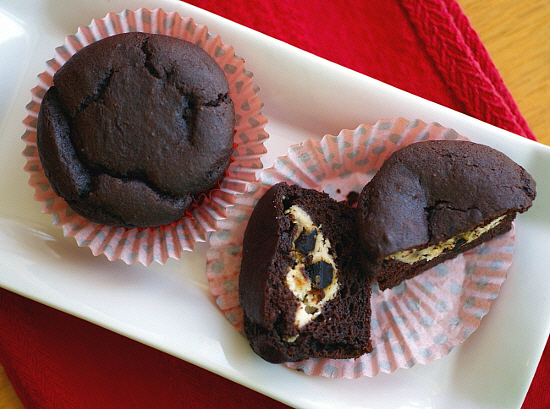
305, 260, 333, 289
452, 237, 468, 250
443, 237, 468, 253
345, 191, 359, 206
295, 230, 317, 254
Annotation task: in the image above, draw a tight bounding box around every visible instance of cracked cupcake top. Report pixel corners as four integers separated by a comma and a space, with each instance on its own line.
36, 32, 235, 228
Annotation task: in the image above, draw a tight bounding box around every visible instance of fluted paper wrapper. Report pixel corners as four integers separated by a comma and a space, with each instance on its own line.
21, 8, 268, 266
206, 118, 514, 378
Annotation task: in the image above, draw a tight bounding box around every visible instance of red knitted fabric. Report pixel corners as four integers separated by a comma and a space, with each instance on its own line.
400, 0, 535, 139
0, 0, 545, 408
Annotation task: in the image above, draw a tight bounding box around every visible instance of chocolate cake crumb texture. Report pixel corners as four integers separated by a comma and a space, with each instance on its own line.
239, 182, 372, 363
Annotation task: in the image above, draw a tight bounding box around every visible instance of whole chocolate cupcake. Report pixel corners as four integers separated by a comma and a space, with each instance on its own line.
37, 32, 235, 228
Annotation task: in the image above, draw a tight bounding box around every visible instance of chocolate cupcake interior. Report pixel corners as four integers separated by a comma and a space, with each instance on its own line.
239, 182, 372, 363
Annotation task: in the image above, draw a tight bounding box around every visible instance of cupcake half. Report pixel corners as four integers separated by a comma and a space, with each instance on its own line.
356, 140, 536, 290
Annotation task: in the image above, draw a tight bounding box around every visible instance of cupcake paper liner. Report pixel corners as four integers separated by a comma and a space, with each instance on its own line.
21, 8, 268, 266
206, 117, 514, 378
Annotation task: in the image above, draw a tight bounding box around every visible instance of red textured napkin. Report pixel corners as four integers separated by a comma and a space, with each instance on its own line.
0, 0, 546, 408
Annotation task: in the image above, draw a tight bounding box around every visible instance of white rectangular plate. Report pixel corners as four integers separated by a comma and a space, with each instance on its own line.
1, 1, 549, 408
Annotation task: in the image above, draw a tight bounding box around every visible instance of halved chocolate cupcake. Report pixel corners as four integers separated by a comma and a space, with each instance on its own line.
357, 140, 536, 290
239, 182, 373, 363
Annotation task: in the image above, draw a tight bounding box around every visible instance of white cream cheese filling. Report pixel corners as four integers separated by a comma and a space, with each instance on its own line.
387, 215, 506, 264
284, 205, 339, 338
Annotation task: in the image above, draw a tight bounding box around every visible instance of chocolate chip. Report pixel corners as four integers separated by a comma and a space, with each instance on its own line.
443, 237, 468, 253
295, 230, 317, 254
345, 191, 359, 206
305, 260, 333, 289
452, 237, 468, 250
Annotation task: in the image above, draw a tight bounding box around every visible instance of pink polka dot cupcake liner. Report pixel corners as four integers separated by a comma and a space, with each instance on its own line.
21, 8, 268, 266
206, 117, 514, 378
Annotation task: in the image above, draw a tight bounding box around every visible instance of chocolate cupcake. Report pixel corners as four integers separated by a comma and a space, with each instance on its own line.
22, 9, 269, 265
239, 182, 373, 363
37, 32, 235, 228
357, 140, 536, 290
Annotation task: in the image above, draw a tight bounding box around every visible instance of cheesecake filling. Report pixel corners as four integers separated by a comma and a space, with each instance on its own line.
387, 215, 506, 264
284, 205, 339, 338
